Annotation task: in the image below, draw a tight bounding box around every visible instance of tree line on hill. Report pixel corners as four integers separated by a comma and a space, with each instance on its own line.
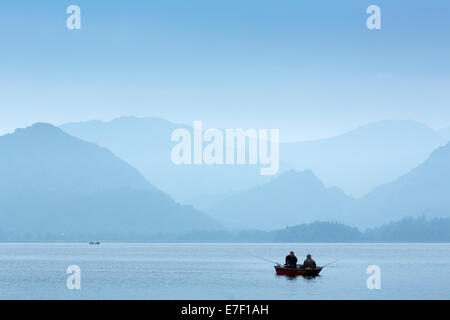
1, 216, 449, 242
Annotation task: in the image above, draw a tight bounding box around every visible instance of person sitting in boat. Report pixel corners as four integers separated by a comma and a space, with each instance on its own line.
303, 254, 317, 269
285, 251, 298, 269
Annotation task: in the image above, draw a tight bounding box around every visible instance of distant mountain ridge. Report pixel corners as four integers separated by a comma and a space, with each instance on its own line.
0, 123, 218, 235
61, 117, 288, 203
62, 118, 450, 205
282, 120, 450, 197
353, 140, 450, 228
208, 140, 450, 230
66, 217, 447, 243
59, 117, 450, 230
208, 170, 355, 230
2, 121, 450, 236
0, 123, 152, 194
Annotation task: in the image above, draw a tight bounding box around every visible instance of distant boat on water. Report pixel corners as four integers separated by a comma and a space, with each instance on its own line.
89, 241, 100, 245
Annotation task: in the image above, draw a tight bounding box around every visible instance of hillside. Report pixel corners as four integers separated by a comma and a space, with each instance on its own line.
0, 123, 218, 236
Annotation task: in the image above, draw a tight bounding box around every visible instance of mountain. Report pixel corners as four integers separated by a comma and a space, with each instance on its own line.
62, 118, 450, 204
271, 221, 363, 243
282, 120, 448, 197
353, 141, 450, 228
208, 170, 355, 230
207, 139, 450, 230
129, 217, 450, 243
60, 117, 450, 232
364, 217, 450, 242
61, 117, 289, 203
438, 125, 450, 143
0, 123, 218, 236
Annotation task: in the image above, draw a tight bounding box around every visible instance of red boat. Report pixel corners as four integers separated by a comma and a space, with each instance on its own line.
274, 265, 323, 277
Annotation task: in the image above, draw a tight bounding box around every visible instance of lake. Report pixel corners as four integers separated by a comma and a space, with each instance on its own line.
0, 243, 449, 299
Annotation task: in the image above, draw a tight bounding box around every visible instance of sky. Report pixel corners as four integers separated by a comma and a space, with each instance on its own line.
1, 0, 450, 141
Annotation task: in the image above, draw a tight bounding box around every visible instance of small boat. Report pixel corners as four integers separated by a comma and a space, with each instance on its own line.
274, 265, 323, 277
89, 241, 100, 245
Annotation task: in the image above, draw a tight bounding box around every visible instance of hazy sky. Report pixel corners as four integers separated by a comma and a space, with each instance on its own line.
1, 0, 450, 141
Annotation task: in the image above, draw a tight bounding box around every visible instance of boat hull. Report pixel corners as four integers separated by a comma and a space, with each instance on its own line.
274, 266, 322, 277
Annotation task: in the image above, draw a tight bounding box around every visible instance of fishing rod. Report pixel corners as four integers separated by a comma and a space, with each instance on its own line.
320, 260, 338, 268
250, 254, 281, 265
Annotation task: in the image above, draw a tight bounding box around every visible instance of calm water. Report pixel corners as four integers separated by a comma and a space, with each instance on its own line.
0, 243, 449, 299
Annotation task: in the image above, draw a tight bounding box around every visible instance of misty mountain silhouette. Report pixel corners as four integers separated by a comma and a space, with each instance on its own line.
438, 125, 450, 142
61, 117, 288, 203
282, 120, 449, 197
59, 117, 450, 231
62, 118, 449, 207
208, 137, 450, 230
353, 140, 450, 228
0, 123, 218, 235
208, 170, 354, 230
